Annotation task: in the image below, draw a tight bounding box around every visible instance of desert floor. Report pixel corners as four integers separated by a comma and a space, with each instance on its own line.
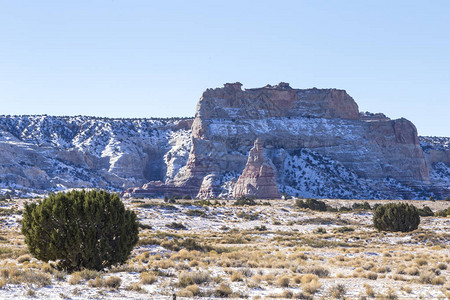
0, 198, 448, 299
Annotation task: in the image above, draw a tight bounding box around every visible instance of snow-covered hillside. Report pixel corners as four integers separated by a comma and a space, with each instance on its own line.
420, 136, 450, 152
278, 147, 441, 200
0, 115, 192, 196
0, 115, 448, 199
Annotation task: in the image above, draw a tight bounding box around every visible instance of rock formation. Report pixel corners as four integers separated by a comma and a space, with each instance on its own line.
129, 82, 445, 199
232, 138, 281, 199
0, 83, 449, 199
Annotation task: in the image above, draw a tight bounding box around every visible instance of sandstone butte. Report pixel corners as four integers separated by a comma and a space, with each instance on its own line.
125, 82, 447, 200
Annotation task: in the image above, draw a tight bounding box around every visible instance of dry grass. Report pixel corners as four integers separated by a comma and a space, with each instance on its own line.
304, 265, 329, 277
276, 275, 290, 287
68, 273, 82, 285
214, 282, 233, 297
16, 254, 32, 264
105, 276, 121, 289
0, 198, 448, 298
230, 271, 243, 282
364, 283, 375, 297
178, 284, 201, 297
302, 278, 321, 294
329, 284, 346, 299
140, 271, 157, 284
178, 271, 210, 287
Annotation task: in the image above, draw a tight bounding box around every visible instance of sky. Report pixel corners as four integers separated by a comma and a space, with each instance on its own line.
0, 0, 449, 136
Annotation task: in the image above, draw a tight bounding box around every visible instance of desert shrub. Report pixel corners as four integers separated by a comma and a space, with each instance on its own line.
185, 209, 206, 217
431, 276, 445, 285
304, 266, 329, 277
254, 225, 267, 231
230, 271, 243, 282
178, 284, 200, 297
236, 211, 259, 220
125, 283, 145, 293
87, 277, 105, 287
333, 226, 354, 233
214, 282, 233, 297
293, 292, 313, 300
338, 206, 352, 212
234, 196, 257, 206
105, 276, 121, 289
314, 227, 327, 234
415, 258, 428, 266
17, 254, 32, 263
301, 274, 319, 284
78, 269, 102, 280
278, 290, 293, 298
277, 275, 290, 287
166, 222, 187, 230
302, 279, 321, 294
405, 267, 420, 276
4, 269, 51, 287
295, 198, 328, 211
21, 190, 139, 272
364, 283, 375, 297
373, 203, 420, 232
195, 199, 214, 206
140, 272, 157, 284
160, 238, 212, 252
435, 206, 450, 217
178, 271, 210, 287
0, 247, 13, 259
418, 206, 434, 217
54, 271, 66, 281
329, 284, 346, 299
419, 271, 435, 284
352, 202, 372, 210
68, 273, 82, 285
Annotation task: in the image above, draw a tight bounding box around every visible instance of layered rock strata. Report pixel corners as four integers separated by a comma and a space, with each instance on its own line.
128, 82, 444, 199
232, 138, 281, 199
1, 83, 448, 199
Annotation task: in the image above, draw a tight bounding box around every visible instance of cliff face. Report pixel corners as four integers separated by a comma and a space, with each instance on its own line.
1, 83, 448, 199
124, 83, 448, 199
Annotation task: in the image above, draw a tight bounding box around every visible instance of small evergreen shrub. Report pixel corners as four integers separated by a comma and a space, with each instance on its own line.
417, 206, 434, 217
373, 203, 420, 232
254, 225, 267, 231
295, 198, 328, 211
352, 202, 372, 210
166, 222, 187, 230
234, 196, 257, 206
21, 190, 139, 272
435, 206, 450, 217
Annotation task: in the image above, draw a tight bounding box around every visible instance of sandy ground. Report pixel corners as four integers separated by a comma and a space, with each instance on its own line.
0, 198, 448, 299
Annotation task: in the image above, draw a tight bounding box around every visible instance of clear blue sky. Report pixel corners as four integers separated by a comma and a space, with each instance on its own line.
1, 0, 449, 136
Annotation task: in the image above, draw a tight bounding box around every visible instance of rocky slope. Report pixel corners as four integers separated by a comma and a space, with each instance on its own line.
0, 116, 192, 195
0, 83, 449, 199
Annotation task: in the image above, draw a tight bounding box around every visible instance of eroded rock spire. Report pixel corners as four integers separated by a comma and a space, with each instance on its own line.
232, 138, 281, 199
